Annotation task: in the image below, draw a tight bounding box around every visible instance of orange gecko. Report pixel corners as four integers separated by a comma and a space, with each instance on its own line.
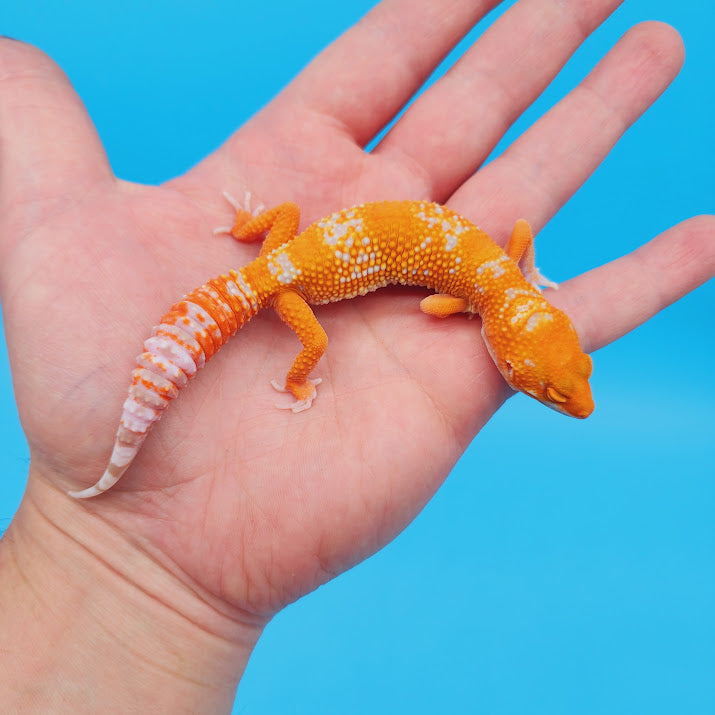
69, 198, 594, 499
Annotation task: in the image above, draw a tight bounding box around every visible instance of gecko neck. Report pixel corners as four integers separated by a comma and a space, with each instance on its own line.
449, 235, 540, 319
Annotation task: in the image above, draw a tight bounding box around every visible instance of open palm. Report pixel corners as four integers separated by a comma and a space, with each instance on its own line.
1, 0, 713, 629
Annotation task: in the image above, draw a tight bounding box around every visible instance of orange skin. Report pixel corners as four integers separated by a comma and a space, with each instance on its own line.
70, 199, 593, 498
237, 200, 593, 417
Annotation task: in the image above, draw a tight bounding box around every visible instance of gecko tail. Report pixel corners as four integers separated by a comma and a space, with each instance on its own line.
68, 445, 139, 499
69, 475, 123, 499
67, 372, 170, 499
68, 269, 261, 499
67, 336, 191, 499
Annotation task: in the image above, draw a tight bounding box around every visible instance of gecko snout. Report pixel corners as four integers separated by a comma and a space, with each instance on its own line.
540, 351, 594, 419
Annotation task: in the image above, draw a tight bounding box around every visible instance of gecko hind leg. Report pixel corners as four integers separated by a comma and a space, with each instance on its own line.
271, 289, 328, 412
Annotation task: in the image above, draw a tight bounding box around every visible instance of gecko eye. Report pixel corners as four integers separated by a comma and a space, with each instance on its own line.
546, 386, 568, 404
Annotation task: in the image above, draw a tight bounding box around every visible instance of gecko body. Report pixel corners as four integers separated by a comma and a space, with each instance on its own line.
69, 199, 593, 499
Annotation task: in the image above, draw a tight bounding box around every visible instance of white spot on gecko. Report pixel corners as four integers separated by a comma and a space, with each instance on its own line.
477, 259, 506, 279
321, 217, 365, 246
505, 287, 533, 302
272, 251, 302, 284
525, 312, 554, 332
509, 300, 536, 324
184, 302, 220, 339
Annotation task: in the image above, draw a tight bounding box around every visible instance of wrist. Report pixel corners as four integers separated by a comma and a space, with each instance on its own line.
0, 469, 263, 712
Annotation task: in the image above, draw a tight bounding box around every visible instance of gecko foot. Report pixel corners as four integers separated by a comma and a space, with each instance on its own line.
222, 189, 265, 217
526, 267, 559, 291
271, 378, 322, 413
215, 190, 267, 237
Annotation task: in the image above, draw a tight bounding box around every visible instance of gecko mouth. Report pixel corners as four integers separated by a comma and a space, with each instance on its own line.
548, 389, 594, 419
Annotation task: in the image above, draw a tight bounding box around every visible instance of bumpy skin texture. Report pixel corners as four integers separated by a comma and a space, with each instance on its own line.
69, 200, 593, 499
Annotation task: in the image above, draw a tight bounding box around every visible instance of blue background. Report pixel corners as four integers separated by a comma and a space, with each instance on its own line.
2, 1, 713, 712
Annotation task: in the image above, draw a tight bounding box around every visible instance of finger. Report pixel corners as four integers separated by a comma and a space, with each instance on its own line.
282, 0, 500, 146
0, 39, 113, 232
451, 22, 685, 237
552, 215, 715, 354
375, 0, 624, 199
173, 0, 500, 208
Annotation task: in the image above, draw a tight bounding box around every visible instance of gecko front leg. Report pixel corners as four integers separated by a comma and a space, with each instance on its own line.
504, 219, 558, 290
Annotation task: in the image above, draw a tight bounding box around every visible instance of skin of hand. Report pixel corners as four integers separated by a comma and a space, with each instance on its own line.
0, 0, 713, 710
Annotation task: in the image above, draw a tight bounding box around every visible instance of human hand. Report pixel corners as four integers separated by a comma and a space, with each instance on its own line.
1, 0, 713, 708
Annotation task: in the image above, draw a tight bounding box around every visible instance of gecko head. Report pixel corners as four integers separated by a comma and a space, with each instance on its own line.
483, 308, 594, 419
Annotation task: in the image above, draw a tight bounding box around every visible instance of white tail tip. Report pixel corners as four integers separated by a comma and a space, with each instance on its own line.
68, 468, 124, 499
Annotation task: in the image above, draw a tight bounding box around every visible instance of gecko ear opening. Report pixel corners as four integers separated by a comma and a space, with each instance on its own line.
504, 359, 515, 381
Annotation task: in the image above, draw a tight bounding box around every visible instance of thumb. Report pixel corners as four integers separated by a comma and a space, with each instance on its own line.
0, 38, 113, 241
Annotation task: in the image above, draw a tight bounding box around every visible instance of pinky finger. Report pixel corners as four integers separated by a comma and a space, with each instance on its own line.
552, 215, 715, 354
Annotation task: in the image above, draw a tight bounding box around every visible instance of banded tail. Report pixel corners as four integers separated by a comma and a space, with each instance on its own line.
69, 270, 261, 498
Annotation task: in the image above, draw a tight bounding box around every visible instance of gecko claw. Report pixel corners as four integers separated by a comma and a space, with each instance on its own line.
271, 378, 322, 412
217, 189, 267, 236
221, 190, 243, 212
221, 189, 265, 217
527, 267, 559, 291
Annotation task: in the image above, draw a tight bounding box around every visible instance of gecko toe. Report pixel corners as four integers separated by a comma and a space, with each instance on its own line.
271, 378, 321, 412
